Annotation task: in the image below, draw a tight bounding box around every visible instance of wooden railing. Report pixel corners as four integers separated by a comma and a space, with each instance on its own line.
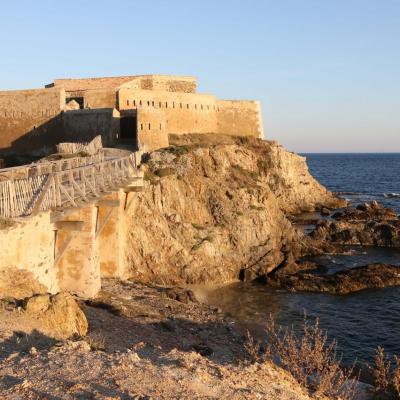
0, 153, 105, 181
0, 150, 143, 218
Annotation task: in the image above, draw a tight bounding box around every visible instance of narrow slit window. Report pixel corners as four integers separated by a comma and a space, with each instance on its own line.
148, 123, 151, 130
127, 100, 130, 106
141, 123, 143, 130
159, 101, 162, 108
152, 101, 155, 106
160, 123, 162, 130
139, 100, 142, 106
165, 101, 168, 108
187, 104, 189, 109
133, 100, 136, 107
147, 101, 150, 106
180, 103, 182, 108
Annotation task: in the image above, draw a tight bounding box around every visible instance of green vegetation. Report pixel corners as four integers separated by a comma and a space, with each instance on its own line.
232, 164, 259, 181
143, 170, 158, 183
154, 167, 176, 178
192, 223, 206, 230
257, 159, 272, 175
249, 205, 264, 211
160, 145, 192, 157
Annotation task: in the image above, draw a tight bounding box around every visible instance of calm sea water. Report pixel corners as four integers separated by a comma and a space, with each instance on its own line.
305, 153, 400, 213
198, 154, 400, 376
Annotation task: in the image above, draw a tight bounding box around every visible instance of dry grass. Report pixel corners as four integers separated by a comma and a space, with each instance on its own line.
83, 333, 106, 351
245, 315, 358, 400
369, 346, 400, 399
0, 217, 16, 230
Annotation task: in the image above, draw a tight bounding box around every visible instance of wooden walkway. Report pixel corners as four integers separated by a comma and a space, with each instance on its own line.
0, 149, 144, 218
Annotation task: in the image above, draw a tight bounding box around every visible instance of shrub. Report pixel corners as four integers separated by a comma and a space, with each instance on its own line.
84, 333, 106, 351
369, 347, 400, 399
245, 315, 358, 399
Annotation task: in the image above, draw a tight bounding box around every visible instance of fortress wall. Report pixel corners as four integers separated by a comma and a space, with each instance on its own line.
0, 88, 66, 154
118, 88, 218, 139
217, 100, 263, 138
136, 107, 169, 150
62, 108, 119, 147
83, 88, 117, 109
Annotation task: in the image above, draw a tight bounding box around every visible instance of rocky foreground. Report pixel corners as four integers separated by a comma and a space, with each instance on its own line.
0, 280, 313, 400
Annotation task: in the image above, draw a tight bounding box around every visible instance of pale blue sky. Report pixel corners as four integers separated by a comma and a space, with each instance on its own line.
1, 0, 399, 152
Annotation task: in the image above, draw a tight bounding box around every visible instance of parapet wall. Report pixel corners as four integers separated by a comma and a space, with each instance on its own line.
121, 76, 197, 93
51, 75, 197, 95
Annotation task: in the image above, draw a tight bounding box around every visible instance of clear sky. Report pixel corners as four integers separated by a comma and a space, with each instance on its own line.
1, 0, 399, 152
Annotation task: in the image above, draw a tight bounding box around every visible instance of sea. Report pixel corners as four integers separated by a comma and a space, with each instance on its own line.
197, 153, 400, 377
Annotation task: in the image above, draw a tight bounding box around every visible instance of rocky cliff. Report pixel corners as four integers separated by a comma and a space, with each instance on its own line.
123, 135, 344, 285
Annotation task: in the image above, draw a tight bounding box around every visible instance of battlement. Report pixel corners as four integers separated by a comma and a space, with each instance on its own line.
47, 74, 198, 94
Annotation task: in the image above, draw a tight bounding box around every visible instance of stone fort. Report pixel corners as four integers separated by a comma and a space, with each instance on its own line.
0, 74, 263, 159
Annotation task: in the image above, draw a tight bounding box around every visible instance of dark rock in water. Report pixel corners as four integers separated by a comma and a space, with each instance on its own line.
269, 258, 318, 278
356, 203, 370, 212
331, 211, 343, 220
320, 207, 331, 216
310, 202, 400, 247
266, 263, 400, 294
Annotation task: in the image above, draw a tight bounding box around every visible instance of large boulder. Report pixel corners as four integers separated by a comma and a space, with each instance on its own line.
24, 292, 88, 338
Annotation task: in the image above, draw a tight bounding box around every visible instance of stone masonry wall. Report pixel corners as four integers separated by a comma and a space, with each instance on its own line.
0, 88, 65, 155
217, 100, 263, 138
62, 108, 119, 147
118, 88, 218, 137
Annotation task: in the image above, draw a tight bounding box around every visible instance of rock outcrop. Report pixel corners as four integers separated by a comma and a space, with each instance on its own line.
123, 135, 344, 284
